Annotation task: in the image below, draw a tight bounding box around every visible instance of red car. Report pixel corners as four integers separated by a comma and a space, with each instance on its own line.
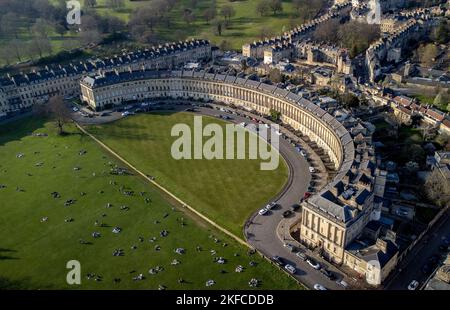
303, 192, 312, 200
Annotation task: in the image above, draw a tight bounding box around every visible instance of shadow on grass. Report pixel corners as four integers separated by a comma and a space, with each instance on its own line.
0, 116, 48, 146
0, 276, 34, 290
0, 248, 19, 260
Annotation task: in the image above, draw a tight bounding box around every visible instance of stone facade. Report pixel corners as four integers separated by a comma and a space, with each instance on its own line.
0, 39, 211, 118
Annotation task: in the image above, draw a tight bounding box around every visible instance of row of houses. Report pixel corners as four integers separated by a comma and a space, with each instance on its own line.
241, 1, 352, 60
0, 39, 212, 118
390, 95, 450, 134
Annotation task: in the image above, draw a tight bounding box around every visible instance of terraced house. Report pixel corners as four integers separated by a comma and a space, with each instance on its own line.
0, 39, 211, 119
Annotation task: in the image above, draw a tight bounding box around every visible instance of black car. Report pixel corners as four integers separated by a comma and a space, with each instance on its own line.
422, 264, 431, 274
282, 210, 293, 218
439, 244, 449, 252
320, 268, 336, 280
272, 256, 285, 267
290, 204, 300, 212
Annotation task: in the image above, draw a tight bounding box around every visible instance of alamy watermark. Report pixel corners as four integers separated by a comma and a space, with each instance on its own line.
170, 116, 280, 171
66, 259, 81, 285
66, 0, 81, 25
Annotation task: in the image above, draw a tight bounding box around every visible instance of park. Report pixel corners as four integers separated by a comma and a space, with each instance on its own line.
0, 114, 296, 289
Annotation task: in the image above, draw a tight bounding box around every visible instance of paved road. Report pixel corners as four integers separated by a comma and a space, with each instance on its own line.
386, 209, 450, 290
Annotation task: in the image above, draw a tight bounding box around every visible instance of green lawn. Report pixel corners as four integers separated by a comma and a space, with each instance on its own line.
86, 112, 289, 237
0, 117, 299, 289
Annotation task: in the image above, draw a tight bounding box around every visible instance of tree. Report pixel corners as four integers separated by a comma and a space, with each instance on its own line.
256, 0, 270, 16
80, 30, 102, 46
268, 68, 283, 84
259, 26, 273, 40
418, 44, 439, 68
268, 0, 283, 15
106, 0, 125, 10
435, 19, 449, 44
220, 5, 235, 21
341, 93, 360, 108
219, 40, 231, 51
203, 7, 217, 24
10, 39, 25, 62
54, 23, 66, 38
269, 109, 281, 122
30, 36, 52, 58
213, 19, 223, 36
425, 169, 450, 207
85, 0, 97, 8
45, 95, 72, 135
183, 9, 195, 25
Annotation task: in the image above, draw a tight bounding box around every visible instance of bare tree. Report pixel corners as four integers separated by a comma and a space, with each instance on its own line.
220, 5, 235, 21
425, 169, 450, 207
256, 0, 270, 16
45, 95, 72, 135
85, 0, 97, 8
203, 7, 217, 24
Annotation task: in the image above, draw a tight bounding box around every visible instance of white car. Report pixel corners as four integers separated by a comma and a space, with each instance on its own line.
264, 123, 270, 128
314, 284, 327, 290
258, 208, 269, 216
283, 243, 295, 252
309, 167, 315, 173
266, 202, 277, 210
284, 264, 297, 275
300, 150, 307, 157
121, 111, 130, 117
275, 130, 282, 136
408, 280, 419, 290
306, 259, 321, 270
296, 252, 307, 261
336, 279, 348, 288
239, 122, 247, 127
72, 107, 79, 112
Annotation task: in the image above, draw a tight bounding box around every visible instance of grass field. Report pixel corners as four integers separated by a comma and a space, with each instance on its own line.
86, 112, 289, 237
88, 0, 305, 49
0, 117, 298, 289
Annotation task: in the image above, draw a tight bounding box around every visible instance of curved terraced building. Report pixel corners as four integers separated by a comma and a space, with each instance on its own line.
81, 69, 391, 284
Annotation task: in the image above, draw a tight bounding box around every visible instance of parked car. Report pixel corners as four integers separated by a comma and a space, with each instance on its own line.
320, 268, 336, 280
72, 106, 79, 112
421, 264, 431, 274
283, 243, 296, 252
309, 167, 315, 173
296, 252, 307, 261
282, 210, 293, 218
303, 192, 312, 200
408, 280, 419, 291
258, 208, 269, 216
300, 150, 307, 157
336, 279, 348, 288
272, 256, 285, 267
284, 264, 297, 275
314, 284, 327, 290
266, 202, 278, 210
306, 258, 321, 270
290, 204, 300, 212
121, 111, 130, 117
